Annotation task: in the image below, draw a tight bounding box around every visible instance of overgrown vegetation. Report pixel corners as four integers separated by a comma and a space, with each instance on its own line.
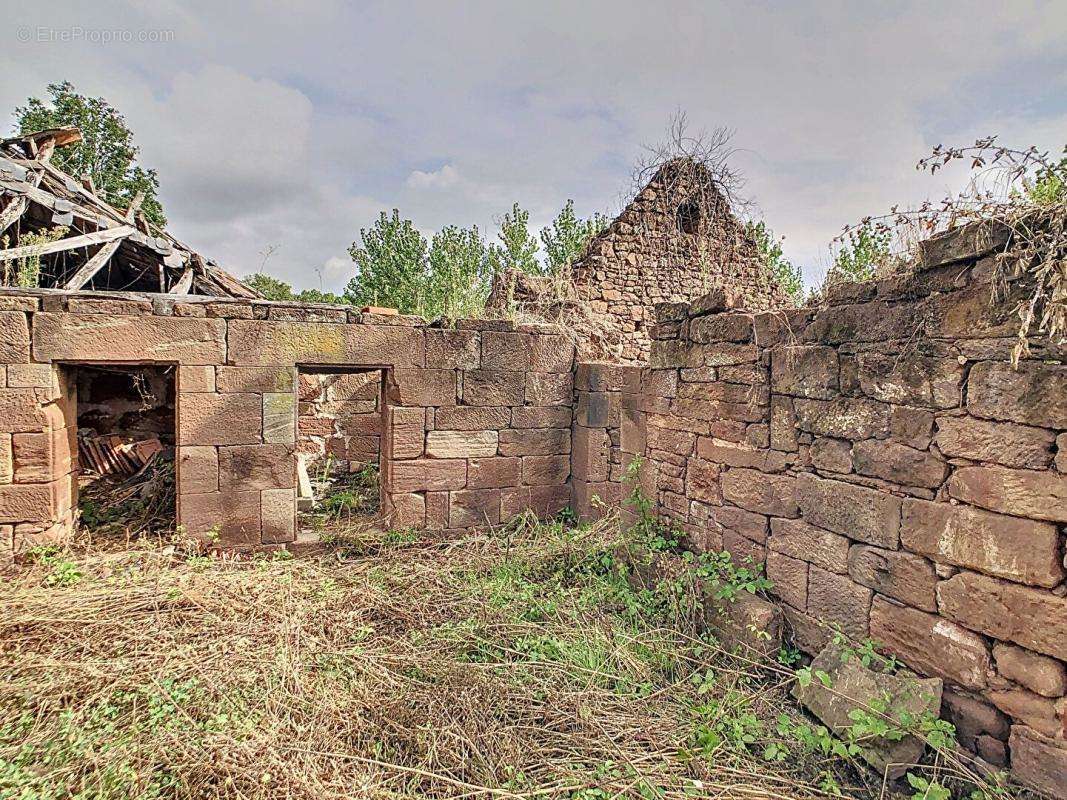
0, 225, 68, 288
746, 220, 804, 303
15, 81, 166, 226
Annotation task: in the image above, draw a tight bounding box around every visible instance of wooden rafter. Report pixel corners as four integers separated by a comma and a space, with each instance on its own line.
64, 238, 127, 290
0, 224, 134, 263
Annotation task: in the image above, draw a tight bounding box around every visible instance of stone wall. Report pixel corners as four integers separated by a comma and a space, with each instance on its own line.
570, 159, 790, 363
0, 292, 574, 552
297, 371, 382, 474
603, 225, 1066, 794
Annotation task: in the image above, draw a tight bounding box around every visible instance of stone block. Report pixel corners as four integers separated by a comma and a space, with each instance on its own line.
178, 489, 261, 544
702, 591, 783, 659
993, 643, 1067, 699
942, 690, 1010, 748
901, 498, 1063, 587
857, 353, 964, 409
688, 313, 753, 343
219, 444, 295, 491
987, 687, 1063, 739
525, 371, 572, 404
178, 366, 215, 393
0, 483, 56, 522
796, 473, 901, 549
500, 484, 571, 520
226, 319, 424, 367
696, 504, 769, 543
573, 480, 620, 520
575, 362, 626, 392
768, 518, 850, 573
889, 405, 934, 449
946, 465, 1067, 523
32, 313, 225, 364
425, 491, 449, 529
766, 550, 808, 609
425, 430, 498, 458
389, 459, 466, 493
806, 567, 872, 640
684, 457, 722, 505
512, 406, 571, 428
619, 407, 646, 456
769, 396, 798, 452
462, 370, 525, 406
261, 488, 295, 543
1058, 433, 1066, 473
5, 363, 55, 389
576, 391, 619, 427
216, 366, 295, 393
385, 406, 425, 460
917, 220, 1010, 268
0, 310, 30, 363
572, 426, 610, 482
481, 331, 574, 372
522, 455, 570, 486
934, 416, 1054, 469
1009, 726, 1067, 799
782, 604, 830, 655
467, 457, 521, 489
696, 437, 790, 473
498, 428, 570, 456
449, 488, 501, 528
263, 392, 297, 444
721, 468, 797, 517
810, 437, 852, 473
649, 340, 702, 369
0, 389, 65, 433
178, 393, 262, 446
852, 439, 948, 489
937, 571, 1067, 660
793, 397, 890, 440
792, 643, 943, 780
869, 597, 991, 690
647, 424, 696, 456
967, 360, 1067, 429
424, 329, 480, 370
0, 433, 11, 483
177, 446, 218, 495
848, 544, 937, 611
387, 492, 426, 529
435, 406, 510, 430
392, 369, 456, 407
770, 345, 839, 399
12, 429, 73, 483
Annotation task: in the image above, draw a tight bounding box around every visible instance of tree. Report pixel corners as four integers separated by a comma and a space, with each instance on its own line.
345, 210, 429, 314
745, 221, 804, 304
296, 288, 345, 304
488, 203, 539, 275
825, 222, 891, 285
15, 81, 165, 227
426, 225, 494, 318
244, 272, 296, 301
539, 200, 609, 275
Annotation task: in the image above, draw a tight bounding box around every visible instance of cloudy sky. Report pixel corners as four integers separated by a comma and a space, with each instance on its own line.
3, 1, 1065, 292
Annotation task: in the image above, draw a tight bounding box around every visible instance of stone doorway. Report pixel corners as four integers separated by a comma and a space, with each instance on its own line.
295, 367, 385, 536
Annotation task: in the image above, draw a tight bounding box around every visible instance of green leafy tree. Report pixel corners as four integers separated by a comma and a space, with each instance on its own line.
745, 221, 804, 304
15, 81, 165, 227
539, 199, 609, 275
488, 202, 540, 275
296, 288, 344, 304
825, 222, 891, 285
426, 225, 494, 318
244, 272, 296, 301
345, 210, 429, 314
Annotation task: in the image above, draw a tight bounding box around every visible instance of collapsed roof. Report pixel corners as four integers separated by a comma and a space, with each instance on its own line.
0, 126, 258, 297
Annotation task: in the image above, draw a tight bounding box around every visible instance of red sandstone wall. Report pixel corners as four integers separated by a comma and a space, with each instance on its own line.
600, 226, 1066, 793
0, 293, 574, 552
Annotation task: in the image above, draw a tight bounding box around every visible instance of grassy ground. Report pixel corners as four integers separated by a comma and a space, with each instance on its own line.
0, 513, 1021, 800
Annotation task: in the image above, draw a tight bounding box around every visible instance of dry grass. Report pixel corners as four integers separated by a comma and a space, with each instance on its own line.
0, 515, 1019, 800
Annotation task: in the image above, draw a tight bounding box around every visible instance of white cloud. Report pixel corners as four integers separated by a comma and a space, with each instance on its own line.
406, 164, 460, 190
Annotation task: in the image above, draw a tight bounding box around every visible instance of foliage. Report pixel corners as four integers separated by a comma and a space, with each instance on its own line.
345, 209, 430, 313
539, 199, 609, 276
824, 221, 891, 286
1, 225, 68, 288
15, 81, 165, 226
426, 224, 496, 317
243, 272, 345, 304
745, 220, 804, 303
488, 202, 540, 276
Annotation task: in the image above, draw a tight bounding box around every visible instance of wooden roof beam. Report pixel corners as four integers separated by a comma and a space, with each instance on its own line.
0, 224, 134, 263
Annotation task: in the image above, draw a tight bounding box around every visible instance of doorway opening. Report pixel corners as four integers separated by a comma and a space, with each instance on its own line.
67, 364, 177, 541
296, 368, 384, 536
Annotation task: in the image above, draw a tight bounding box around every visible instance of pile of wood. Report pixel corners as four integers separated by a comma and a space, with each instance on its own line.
78, 433, 163, 478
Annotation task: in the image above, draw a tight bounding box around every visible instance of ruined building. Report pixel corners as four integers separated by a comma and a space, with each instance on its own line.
1, 129, 1065, 795
489, 158, 791, 362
